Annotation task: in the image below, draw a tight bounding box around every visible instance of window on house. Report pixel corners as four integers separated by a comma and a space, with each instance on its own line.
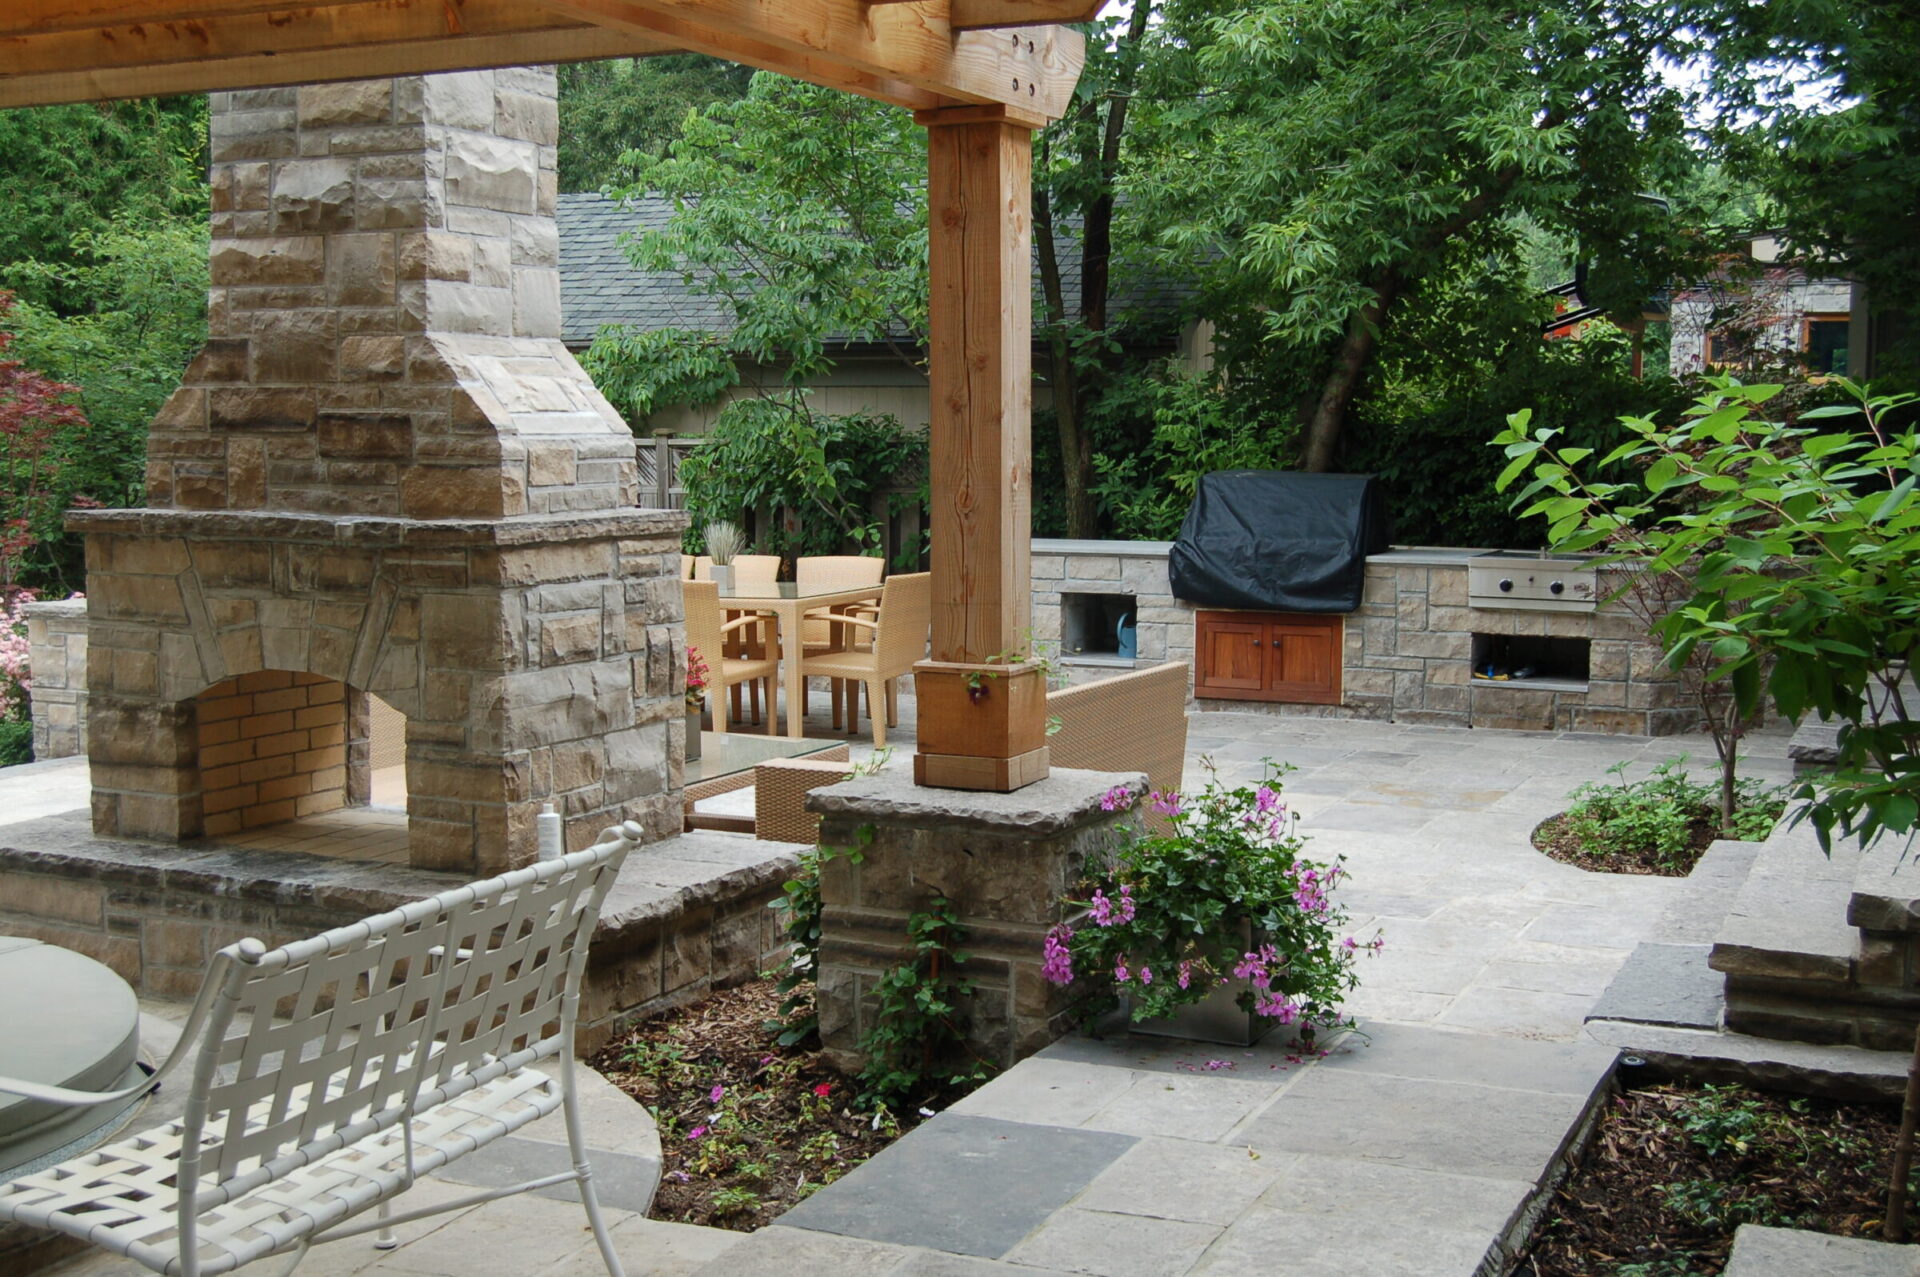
1705, 333, 1749, 369
1804, 316, 1850, 374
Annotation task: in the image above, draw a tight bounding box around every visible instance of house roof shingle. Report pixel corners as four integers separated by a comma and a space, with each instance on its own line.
556, 191, 1197, 349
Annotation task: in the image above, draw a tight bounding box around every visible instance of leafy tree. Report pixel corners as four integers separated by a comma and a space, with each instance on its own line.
0, 97, 206, 315
1035, 3, 1158, 537
0, 293, 89, 594
582, 74, 928, 420
1494, 377, 1920, 847
1129, 0, 1696, 470
4, 215, 208, 590
556, 55, 753, 193
1688, 0, 1920, 384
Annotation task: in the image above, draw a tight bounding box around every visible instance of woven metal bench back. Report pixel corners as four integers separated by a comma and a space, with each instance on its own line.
180, 827, 636, 1196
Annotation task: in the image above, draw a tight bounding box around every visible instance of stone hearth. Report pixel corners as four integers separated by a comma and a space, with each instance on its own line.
74, 70, 685, 874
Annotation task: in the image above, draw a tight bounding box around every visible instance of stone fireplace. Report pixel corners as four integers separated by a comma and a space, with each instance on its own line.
70, 69, 685, 874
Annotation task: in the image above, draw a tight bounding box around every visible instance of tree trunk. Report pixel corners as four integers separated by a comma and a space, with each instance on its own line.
1887, 1020, 1920, 1241
1035, 185, 1097, 538
1301, 274, 1402, 472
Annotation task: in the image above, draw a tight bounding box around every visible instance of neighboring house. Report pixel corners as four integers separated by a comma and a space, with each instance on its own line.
1667, 232, 1869, 378
556, 191, 1207, 437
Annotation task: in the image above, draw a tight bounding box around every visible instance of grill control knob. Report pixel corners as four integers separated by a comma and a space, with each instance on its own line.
1549, 580, 1565, 595
1498, 578, 1513, 592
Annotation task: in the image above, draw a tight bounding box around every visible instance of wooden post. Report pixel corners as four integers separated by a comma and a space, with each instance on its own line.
912, 108, 1048, 792
652, 430, 673, 508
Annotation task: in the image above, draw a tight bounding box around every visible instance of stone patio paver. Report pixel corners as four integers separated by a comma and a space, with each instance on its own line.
11, 709, 1802, 1276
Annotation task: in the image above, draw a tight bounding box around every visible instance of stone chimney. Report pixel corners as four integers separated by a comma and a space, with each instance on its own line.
71, 69, 687, 874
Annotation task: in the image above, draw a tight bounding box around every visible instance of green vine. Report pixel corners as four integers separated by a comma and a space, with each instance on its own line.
768, 814, 996, 1108
767, 826, 870, 1048
855, 893, 995, 1110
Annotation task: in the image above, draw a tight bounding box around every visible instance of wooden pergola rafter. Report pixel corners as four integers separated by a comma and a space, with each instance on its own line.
0, 0, 1104, 791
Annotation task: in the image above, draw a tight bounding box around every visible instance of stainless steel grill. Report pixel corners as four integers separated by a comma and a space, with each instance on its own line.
1467, 550, 1599, 613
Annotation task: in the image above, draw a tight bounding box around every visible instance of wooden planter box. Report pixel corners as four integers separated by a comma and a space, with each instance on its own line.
913, 661, 1050, 791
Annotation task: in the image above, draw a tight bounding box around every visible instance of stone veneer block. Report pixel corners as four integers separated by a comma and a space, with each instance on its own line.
809, 768, 1147, 1074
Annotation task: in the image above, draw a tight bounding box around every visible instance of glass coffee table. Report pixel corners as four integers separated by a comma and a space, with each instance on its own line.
683, 731, 851, 834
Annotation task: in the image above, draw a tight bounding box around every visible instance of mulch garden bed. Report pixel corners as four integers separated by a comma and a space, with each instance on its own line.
1518, 1080, 1912, 1275
591, 979, 932, 1232
1531, 812, 1725, 876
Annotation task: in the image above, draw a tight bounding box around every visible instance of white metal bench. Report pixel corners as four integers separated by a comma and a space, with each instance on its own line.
0, 823, 643, 1277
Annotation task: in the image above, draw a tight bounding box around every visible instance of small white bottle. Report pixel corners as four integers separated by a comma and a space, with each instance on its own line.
536, 802, 564, 861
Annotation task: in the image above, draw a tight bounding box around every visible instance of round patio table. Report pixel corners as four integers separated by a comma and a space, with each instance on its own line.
0, 936, 144, 1180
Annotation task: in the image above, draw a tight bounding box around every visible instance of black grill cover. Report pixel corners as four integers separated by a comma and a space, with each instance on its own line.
1169, 471, 1390, 613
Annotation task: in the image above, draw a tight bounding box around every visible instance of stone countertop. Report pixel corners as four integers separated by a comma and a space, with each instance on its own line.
1031, 539, 1493, 569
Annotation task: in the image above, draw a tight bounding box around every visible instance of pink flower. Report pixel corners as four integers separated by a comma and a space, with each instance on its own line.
1089, 889, 1114, 927
1113, 960, 1130, 984
686, 1125, 708, 1140
1139, 965, 1153, 986
1115, 884, 1136, 924
1254, 991, 1299, 1023
709, 1083, 725, 1104
1149, 790, 1184, 818
1041, 925, 1075, 986
812, 1082, 833, 1098
1176, 961, 1192, 990
1255, 785, 1281, 814
1100, 784, 1133, 812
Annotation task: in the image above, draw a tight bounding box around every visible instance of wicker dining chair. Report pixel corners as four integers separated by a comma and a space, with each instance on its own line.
794, 555, 886, 726
798, 571, 930, 747
685, 579, 780, 734
1047, 661, 1191, 832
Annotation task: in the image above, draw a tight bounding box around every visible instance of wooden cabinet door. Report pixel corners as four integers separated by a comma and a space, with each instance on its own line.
1194, 612, 1269, 697
1194, 610, 1343, 704
1267, 616, 1342, 705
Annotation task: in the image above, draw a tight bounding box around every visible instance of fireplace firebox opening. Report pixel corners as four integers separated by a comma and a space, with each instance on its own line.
196, 671, 371, 837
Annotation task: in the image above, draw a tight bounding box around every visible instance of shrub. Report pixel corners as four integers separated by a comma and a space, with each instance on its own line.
1558, 757, 1786, 872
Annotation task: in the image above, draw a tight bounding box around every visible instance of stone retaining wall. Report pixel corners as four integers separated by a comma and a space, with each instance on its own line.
0, 817, 795, 1052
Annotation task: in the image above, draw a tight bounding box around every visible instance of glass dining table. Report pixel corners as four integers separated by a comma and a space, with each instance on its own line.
714, 579, 883, 737
682, 730, 850, 833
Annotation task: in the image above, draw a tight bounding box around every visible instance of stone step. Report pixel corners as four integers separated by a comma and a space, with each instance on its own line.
1850, 832, 1920, 935
1726, 1223, 1920, 1276
1711, 818, 1860, 986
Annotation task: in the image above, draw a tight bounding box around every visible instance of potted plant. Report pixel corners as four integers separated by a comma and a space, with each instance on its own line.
685, 644, 709, 761
1043, 762, 1382, 1047
705, 520, 744, 592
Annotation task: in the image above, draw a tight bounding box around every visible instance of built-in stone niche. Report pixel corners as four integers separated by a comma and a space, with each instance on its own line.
1469, 632, 1591, 690
1060, 591, 1136, 664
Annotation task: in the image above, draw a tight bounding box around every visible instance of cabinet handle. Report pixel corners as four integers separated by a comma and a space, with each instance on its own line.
1251, 639, 1262, 647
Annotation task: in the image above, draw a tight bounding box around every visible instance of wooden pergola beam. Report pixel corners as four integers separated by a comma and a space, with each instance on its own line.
532, 0, 1083, 123
2, 0, 1085, 122
871, 1, 1107, 32
0, 24, 670, 109
3, 0, 617, 78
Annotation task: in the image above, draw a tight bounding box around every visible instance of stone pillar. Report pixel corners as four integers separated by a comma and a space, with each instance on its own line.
809, 768, 1145, 1074
24, 598, 88, 759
